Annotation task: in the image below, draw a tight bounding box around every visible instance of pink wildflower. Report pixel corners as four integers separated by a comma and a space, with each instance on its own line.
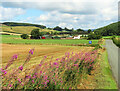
34, 73, 37, 75
56, 66, 59, 68
40, 71, 42, 73
44, 82, 47, 85
2, 70, 7, 75
18, 65, 23, 71
39, 64, 42, 66
5, 66, 8, 69
44, 56, 47, 58
9, 84, 12, 87
44, 76, 48, 80
29, 49, 34, 55
74, 64, 78, 66
53, 62, 58, 65
4, 71, 7, 75
56, 58, 59, 61
31, 51, 33, 55
25, 75, 29, 79
47, 80, 49, 82
18, 78, 21, 83
28, 76, 31, 79
32, 75, 36, 79
13, 54, 18, 59
32, 80, 35, 83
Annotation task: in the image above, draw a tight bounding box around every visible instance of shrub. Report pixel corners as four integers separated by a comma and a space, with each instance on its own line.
112, 37, 120, 48
88, 33, 102, 40
21, 34, 29, 39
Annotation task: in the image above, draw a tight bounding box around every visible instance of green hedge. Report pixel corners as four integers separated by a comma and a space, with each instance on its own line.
112, 38, 120, 48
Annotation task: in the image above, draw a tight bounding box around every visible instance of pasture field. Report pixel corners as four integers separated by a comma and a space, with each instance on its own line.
1, 35, 98, 45
1, 25, 55, 34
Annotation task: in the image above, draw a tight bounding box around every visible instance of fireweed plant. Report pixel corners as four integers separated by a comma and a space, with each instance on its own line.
1, 48, 98, 89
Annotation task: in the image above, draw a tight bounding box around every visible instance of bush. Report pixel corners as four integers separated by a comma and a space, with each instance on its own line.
88, 33, 102, 40
21, 34, 29, 39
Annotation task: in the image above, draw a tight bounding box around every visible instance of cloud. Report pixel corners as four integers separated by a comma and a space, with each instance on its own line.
0, 6, 25, 21
1, 0, 119, 29
1, 2, 99, 15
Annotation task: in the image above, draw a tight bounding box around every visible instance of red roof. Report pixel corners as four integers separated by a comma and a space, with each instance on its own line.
42, 37, 45, 39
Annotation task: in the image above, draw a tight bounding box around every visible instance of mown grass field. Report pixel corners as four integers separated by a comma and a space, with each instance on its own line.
2, 44, 88, 67
1, 35, 98, 45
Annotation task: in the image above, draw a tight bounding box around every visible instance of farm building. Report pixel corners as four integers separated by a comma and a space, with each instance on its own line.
73, 34, 88, 39
42, 36, 45, 39
73, 35, 81, 39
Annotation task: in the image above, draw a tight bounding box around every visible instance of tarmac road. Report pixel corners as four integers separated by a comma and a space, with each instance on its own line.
105, 39, 119, 88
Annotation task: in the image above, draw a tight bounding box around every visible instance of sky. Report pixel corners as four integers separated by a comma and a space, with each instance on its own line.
0, 0, 119, 30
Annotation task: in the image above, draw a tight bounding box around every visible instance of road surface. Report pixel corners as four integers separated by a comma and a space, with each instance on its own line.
105, 39, 119, 88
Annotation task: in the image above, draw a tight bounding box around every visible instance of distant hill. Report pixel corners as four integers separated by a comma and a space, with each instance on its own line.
1, 22, 55, 34
84, 29, 96, 31
94, 21, 120, 36
2, 22, 46, 29
2, 21, 120, 36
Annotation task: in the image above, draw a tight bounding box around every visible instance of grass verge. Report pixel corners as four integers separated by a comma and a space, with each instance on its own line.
96, 49, 118, 89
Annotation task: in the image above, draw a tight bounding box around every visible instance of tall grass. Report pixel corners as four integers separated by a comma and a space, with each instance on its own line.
1, 48, 98, 89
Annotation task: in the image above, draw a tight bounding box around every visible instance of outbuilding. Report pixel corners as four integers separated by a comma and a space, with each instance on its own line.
42, 36, 45, 39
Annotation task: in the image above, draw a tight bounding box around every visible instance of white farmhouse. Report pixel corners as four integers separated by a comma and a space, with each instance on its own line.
73, 35, 81, 39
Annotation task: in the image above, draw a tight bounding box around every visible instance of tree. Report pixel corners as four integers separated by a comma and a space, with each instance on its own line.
53, 26, 63, 31
64, 27, 73, 31
88, 29, 92, 33
31, 29, 40, 39
21, 34, 29, 39
77, 28, 84, 32
64, 27, 69, 31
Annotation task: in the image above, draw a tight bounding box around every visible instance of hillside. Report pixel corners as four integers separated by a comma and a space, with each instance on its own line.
2, 22, 46, 29
94, 21, 120, 36
1, 22, 87, 35
1, 22, 56, 34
